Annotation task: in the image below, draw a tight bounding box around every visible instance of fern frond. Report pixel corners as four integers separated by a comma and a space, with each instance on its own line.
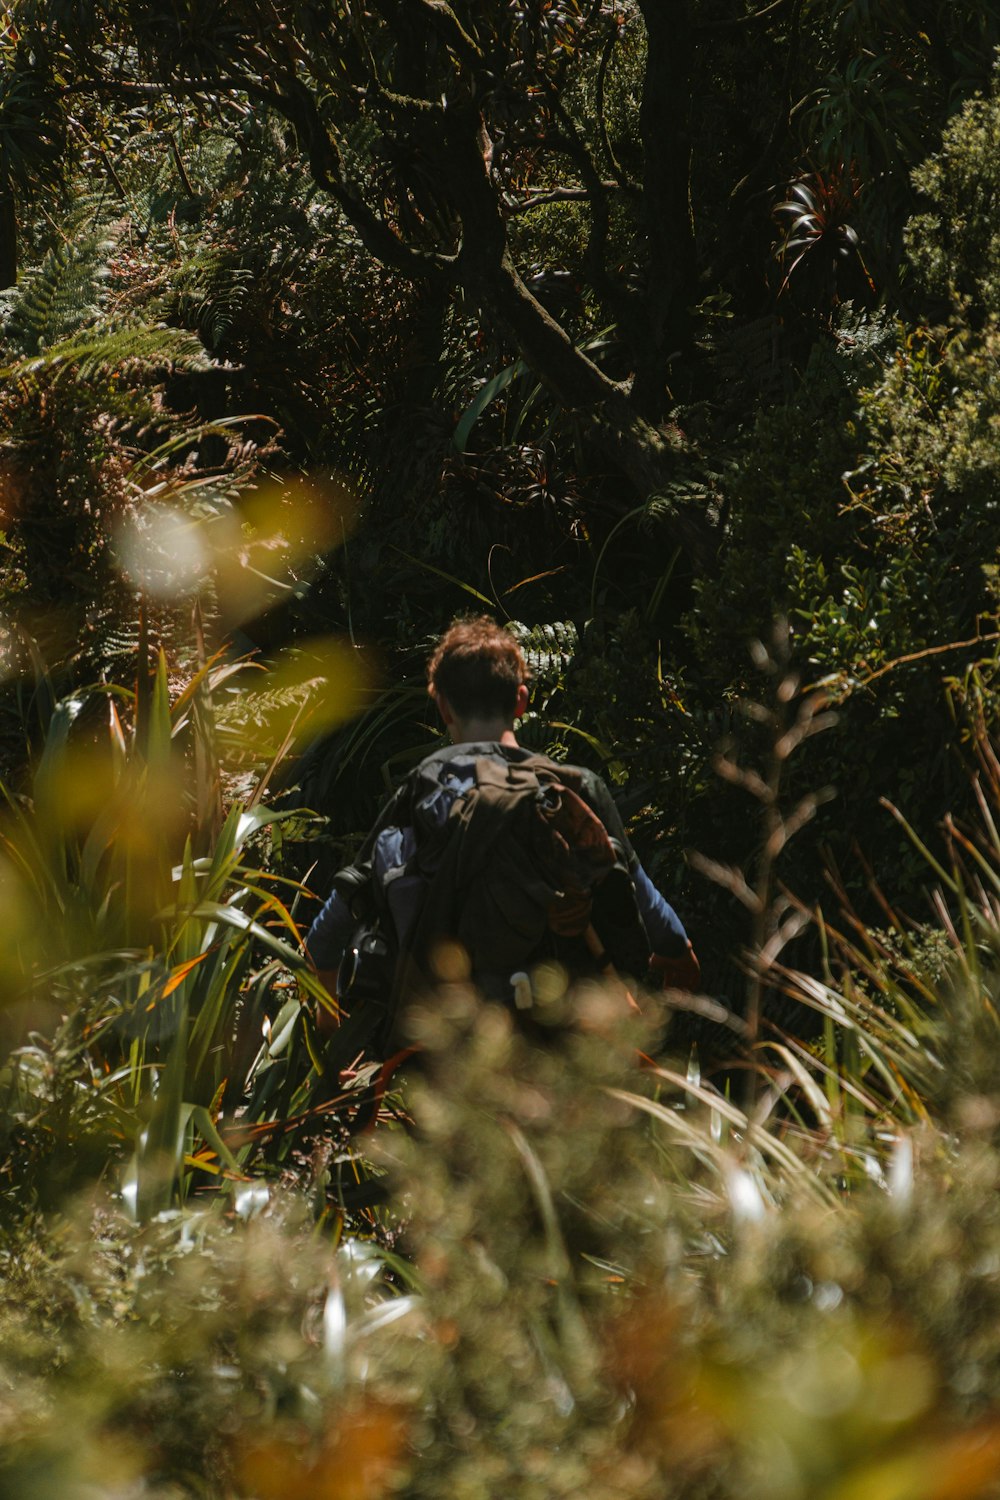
6, 323, 211, 383
163, 246, 255, 351
213, 681, 320, 767
510, 619, 578, 695
707, 313, 791, 405
643, 479, 715, 527
0, 225, 122, 356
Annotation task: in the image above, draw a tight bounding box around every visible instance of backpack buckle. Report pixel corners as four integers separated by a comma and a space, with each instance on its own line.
339, 925, 393, 1002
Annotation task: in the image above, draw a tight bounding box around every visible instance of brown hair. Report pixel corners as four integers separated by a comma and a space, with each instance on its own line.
427, 616, 528, 721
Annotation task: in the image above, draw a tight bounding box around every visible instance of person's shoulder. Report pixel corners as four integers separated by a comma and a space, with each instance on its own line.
415, 741, 498, 777
550, 758, 630, 842
415, 742, 602, 797
509, 749, 616, 814
414, 742, 459, 774
543, 754, 607, 798
565, 761, 605, 796
410, 741, 499, 799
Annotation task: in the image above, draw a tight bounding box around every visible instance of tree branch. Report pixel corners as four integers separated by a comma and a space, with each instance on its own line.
695, 0, 790, 34
409, 0, 482, 66
504, 182, 621, 214
595, 19, 634, 191
240, 74, 457, 283
165, 133, 196, 198
632, 0, 698, 415
59, 80, 171, 100
435, 102, 716, 565
539, 82, 637, 337
368, 84, 446, 125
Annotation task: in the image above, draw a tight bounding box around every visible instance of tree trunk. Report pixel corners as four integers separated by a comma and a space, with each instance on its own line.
262, 27, 719, 567
439, 106, 717, 568
633, 0, 698, 419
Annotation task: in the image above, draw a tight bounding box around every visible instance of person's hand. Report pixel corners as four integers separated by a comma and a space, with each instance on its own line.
649, 944, 701, 993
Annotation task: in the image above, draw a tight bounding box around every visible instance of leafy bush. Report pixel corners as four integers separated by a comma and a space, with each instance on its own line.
8, 940, 1000, 1498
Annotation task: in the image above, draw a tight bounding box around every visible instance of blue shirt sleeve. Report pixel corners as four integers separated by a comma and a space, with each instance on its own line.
632, 862, 689, 957
305, 888, 356, 970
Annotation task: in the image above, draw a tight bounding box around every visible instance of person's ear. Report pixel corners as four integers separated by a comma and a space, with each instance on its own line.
514, 683, 529, 720
435, 692, 456, 727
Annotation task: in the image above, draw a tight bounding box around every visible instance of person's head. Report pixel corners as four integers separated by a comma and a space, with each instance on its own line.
427, 616, 529, 741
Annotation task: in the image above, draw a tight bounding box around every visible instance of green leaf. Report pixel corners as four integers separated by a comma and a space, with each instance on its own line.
34, 693, 85, 800
453, 362, 524, 452
387, 546, 493, 606
145, 648, 173, 773
184, 900, 310, 968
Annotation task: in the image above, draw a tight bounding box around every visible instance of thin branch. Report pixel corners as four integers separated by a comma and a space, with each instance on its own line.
410, 0, 482, 65
595, 21, 634, 190
659, 989, 750, 1036
808, 628, 1000, 701
369, 84, 446, 123
67, 114, 128, 201
696, 0, 790, 34
687, 850, 762, 913
166, 133, 196, 198
235, 74, 458, 282
59, 80, 171, 100
863, 630, 1000, 687
538, 78, 644, 342
504, 182, 621, 214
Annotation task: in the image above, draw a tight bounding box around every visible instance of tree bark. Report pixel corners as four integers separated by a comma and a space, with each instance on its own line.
438, 103, 716, 568
633, 0, 698, 419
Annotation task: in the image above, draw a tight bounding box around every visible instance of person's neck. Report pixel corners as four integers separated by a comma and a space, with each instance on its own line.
449, 718, 518, 747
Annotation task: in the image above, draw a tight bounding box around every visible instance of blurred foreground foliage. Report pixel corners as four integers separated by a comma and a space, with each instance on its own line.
7, 959, 1000, 1499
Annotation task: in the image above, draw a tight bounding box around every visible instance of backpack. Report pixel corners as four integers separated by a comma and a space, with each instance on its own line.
333, 748, 649, 1051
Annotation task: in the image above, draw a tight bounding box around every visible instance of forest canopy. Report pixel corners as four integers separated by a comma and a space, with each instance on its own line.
1, 0, 998, 545
1, 1, 998, 932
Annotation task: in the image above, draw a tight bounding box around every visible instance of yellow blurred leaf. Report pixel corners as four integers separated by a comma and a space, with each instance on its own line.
235, 1430, 308, 1500
220, 636, 371, 764
117, 474, 356, 619
315, 1404, 409, 1500
234, 1402, 408, 1500
239, 474, 355, 561
829, 1424, 1000, 1500
212, 475, 356, 625
927, 1423, 1000, 1500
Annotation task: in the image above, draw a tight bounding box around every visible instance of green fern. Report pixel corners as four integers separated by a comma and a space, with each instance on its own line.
160, 245, 255, 352
0, 200, 212, 383
7, 322, 211, 384
213, 681, 321, 767
706, 312, 791, 406
0, 224, 120, 356
643, 477, 717, 527
510, 619, 578, 700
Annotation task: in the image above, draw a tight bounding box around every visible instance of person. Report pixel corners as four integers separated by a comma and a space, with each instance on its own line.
304, 617, 699, 1027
